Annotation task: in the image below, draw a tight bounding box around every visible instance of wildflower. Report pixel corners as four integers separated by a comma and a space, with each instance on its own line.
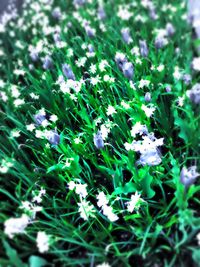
20, 201, 42, 219
186, 83, 200, 104
139, 40, 149, 57
52, 7, 62, 20
166, 23, 175, 36
144, 92, 151, 102
74, 137, 82, 144
90, 76, 101, 85
180, 166, 199, 187
141, 104, 156, 117
138, 79, 150, 88
97, 192, 109, 207
173, 67, 182, 80
96, 263, 111, 267
106, 105, 117, 116
131, 122, 148, 138
102, 205, 119, 222
115, 52, 127, 70
4, 214, 30, 238
30, 49, 39, 62
197, 232, 200, 246
121, 28, 132, 44
182, 74, 191, 85
34, 112, 46, 126
36, 232, 50, 253
177, 96, 185, 107
62, 64, 75, 80
49, 114, 58, 122
42, 56, 53, 70
26, 123, 36, 131
45, 130, 60, 145
78, 199, 96, 220
122, 62, 134, 80
94, 130, 104, 149
155, 36, 168, 49
192, 57, 200, 71
165, 85, 171, 92
98, 6, 106, 20
13, 99, 25, 107
75, 183, 88, 198
85, 25, 96, 38
126, 192, 142, 212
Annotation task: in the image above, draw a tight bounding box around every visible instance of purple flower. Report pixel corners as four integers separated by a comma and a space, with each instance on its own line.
165, 85, 171, 92
155, 36, 167, 49
62, 64, 75, 80
121, 28, 132, 44
122, 62, 134, 80
98, 6, 106, 20
93, 131, 104, 149
85, 25, 95, 38
166, 23, 175, 37
34, 112, 46, 126
182, 74, 191, 85
46, 130, 60, 145
138, 149, 162, 166
30, 50, 39, 62
73, 0, 86, 7
53, 32, 61, 43
139, 40, 149, 57
144, 92, 151, 102
186, 83, 200, 104
180, 166, 199, 188
52, 7, 62, 20
115, 53, 128, 71
42, 56, 53, 70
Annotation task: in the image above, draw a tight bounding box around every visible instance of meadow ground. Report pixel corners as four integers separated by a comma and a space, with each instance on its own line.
0, 0, 200, 267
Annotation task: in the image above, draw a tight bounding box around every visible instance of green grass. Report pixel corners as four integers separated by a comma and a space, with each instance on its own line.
0, 0, 200, 266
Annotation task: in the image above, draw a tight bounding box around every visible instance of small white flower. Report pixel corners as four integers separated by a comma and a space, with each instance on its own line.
96, 263, 111, 267
97, 192, 109, 207
89, 64, 97, 74
126, 192, 141, 213
75, 183, 88, 198
106, 105, 117, 116
78, 199, 96, 220
4, 214, 30, 239
26, 124, 35, 132
36, 231, 50, 253
13, 99, 25, 107
49, 115, 58, 122
138, 79, 150, 88
197, 232, 200, 246
141, 104, 156, 117
68, 181, 76, 190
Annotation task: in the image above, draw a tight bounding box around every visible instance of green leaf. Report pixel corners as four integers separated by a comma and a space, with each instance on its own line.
3, 240, 27, 267
114, 181, 137, 195
29, 256, 48, 267
192, 249, 200, 266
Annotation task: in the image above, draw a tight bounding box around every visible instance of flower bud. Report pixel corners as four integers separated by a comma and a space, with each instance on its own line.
186, 83, 200, 104
62, 64, 75, 80
42, 56, 53, 70
121, 28, 132, 44
122, 62, 134, 80
139, 40, 149, 58
98, 6, 106, 20
34, 113, 46, 126
155, 36, 168, 49
166, 23, 175, 37
52, 7, 62, 20
144, 92, 151, 102
182, 74, 191, 85
93, 130, 104, 149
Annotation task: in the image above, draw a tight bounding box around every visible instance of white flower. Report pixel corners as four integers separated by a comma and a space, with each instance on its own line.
20, 201, 42, 219
97, 192, 109, 207
10, 130, 20, 138
96, 263, 111, 267
177, 96, 185, 107
99, 60, 109, 72
49, 115, 58, 122
90, 76, 101, 85
102, 205, 119, 222
89, 64, 97, 74
117, 6, 132, 20
41, 119, 49, 127
78, 199, 96, 220
173, 66, 182, 80
126, 192, 141, 213
197, 232, 200, 246
106, 105, 116, 116
141, 104, 156, 117
121, 100, 130, 109
138, 79, 150, 88
26, 124, 36, 131
74, 137, 82, 144
4, 214, 30, 238
13, 99, 25, 107
157, 65, 164, 72
131, 122, 148, 137
75, 183, 88, 198
124, 142, 133, 151
36, 231, 50, 253
192, 57, 200, 71
68, 181, 76, 190
100, 124, 110, 140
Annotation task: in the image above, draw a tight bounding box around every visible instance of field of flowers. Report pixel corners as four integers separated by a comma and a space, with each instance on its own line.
0, 0, 200, 266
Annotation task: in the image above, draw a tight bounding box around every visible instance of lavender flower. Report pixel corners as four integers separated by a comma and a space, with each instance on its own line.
182, 74, 191, 85
30, 50, 39, 62
121, 28, 132, 44
73, 0, 86, 7
85, 26, 95, 38
34, 112, 46, 126
98, 6, 106, 20
46, 130, 60, 145
138, 148, 162, 166
155, 36, 168, 49
166, 23, 175, 37
139, 40, 149, 57
115, 53, 128, 71
165, 85, 171, 92
53, 32, 61, 43
149, 6, 157, 20
180, 166, 199, 187
122, 62, 134, 80
52, 7, 62, 20
42, 56, 53, 70
93, 130, 104, 149
144, 92, 151, 102
62, 64, 75, 80
186, 83, 200, 104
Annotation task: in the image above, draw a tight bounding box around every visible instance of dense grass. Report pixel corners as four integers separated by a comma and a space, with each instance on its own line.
0, 0, 200, 266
